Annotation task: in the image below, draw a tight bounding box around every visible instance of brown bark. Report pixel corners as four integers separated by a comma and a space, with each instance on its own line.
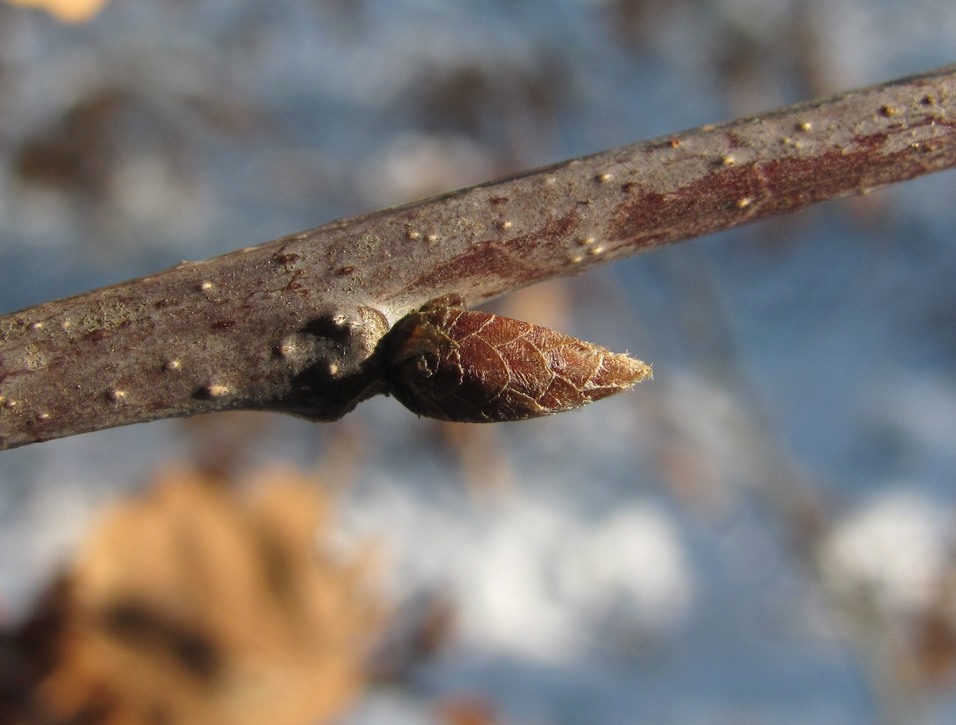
2, 64, 956, 449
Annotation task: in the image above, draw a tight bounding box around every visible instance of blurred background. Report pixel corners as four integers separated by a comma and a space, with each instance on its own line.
0, 1, 955, 723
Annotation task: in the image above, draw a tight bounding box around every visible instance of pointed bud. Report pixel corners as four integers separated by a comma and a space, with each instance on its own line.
382, 305, 651, 423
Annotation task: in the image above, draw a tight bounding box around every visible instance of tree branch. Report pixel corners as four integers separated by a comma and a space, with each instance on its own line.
2, 64, 956, 449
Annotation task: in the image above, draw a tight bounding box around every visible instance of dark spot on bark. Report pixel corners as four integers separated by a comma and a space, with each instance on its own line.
272, 251, 300, 265
305, 315, 351, 342
852, 132, 889, 150
211, 319, 236, 330
489, 196, 509, 205
398, 210, 581, 298
84, 328, 110, 343
335, 266, 357, 276
608, 135, 949, 250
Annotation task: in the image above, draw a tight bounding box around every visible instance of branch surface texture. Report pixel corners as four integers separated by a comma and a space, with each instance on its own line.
2, 65, 956, 448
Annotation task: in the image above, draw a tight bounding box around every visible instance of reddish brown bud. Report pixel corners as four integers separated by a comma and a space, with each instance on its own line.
382, 304, 651, 423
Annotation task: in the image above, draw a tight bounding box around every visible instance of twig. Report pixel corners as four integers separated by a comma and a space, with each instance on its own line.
2, 64, 956, 449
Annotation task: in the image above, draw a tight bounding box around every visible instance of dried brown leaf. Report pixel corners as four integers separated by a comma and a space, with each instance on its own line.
24, 465, 381, 725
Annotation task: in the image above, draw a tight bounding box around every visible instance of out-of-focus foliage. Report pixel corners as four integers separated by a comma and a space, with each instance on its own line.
3, 0, 110, 22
